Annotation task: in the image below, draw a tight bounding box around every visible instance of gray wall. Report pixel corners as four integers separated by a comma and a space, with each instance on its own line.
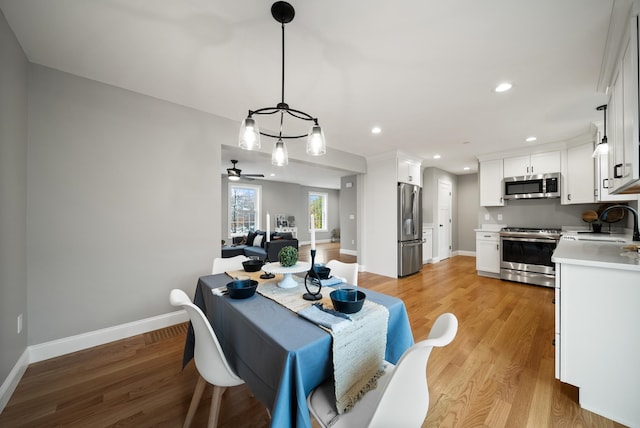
0, 9, 28, 382
221, 179, 340, 247
339, 175, 358, 252
458, 174, 479, 252
26, 64, 234, 344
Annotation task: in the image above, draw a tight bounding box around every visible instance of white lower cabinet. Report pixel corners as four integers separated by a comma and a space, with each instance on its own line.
422, 227, 432, 263
555, 262, 640, 426
475, 232, 500, 277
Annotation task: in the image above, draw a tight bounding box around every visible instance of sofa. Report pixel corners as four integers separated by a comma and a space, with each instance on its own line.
222, 230, 299, 262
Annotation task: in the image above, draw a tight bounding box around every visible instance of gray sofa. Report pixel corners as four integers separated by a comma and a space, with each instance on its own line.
222, 231, 298, 262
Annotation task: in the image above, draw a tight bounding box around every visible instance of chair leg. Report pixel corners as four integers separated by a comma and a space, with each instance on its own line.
183, 375, 207, 428
208, 385, 227, 428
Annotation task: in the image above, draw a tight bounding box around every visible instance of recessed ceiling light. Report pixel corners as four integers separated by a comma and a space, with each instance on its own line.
270, 173, 276, 177
433, 154, 441, 159
463, 167, 470, 170
494, 82, 512, 93
371, 127, 381, 134
525, 136, 537, 142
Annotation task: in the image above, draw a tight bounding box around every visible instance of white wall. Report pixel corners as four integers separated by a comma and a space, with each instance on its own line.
362, 153, 397, 278
0, 8, 28, 382
26, 64, 235, 344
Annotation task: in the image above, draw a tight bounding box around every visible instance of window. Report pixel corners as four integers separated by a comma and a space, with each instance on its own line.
229, 183, 261, 236
308, 192, 328, 231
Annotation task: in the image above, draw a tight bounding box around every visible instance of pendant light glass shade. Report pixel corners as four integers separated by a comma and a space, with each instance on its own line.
306, 125, 326, 156
239, 117, 261, 150
592, 104, 608, 158
272, 139, 288, 166
592, 136, 609, 157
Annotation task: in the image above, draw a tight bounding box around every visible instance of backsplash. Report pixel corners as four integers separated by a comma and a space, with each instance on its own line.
478, 198, 633, 231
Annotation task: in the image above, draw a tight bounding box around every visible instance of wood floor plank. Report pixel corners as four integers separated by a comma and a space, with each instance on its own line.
0, 246, 627, 427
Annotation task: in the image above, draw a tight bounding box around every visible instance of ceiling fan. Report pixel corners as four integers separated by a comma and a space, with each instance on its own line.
226, 159, 264, 181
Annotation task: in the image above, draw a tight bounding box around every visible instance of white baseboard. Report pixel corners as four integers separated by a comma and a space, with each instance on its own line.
28, 310, 188, 364
339, 248, 357, 256
0, 349, 30, 413
457, 250, 475, 257
1, 310, 189, 413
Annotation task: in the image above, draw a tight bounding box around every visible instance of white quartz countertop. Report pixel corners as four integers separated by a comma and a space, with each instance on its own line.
552, 239, 640, 272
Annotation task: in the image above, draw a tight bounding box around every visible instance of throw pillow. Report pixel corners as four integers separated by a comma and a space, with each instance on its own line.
246, 231, 257, 246
253, 234, 263, 248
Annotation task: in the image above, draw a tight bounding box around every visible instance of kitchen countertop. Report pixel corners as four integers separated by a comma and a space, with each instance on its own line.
552, 238, 640, 272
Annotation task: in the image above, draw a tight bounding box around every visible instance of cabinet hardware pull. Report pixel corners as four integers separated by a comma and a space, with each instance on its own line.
552, 339, 556, 346
496, 244, 499, 250
603, 178, 609, 189
614, 163, 623, 178
594, 188, 598, 197
552, 298, 555, 304
568, 194, 571, 201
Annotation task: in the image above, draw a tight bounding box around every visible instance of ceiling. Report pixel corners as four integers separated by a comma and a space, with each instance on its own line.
1, 0, 615, 186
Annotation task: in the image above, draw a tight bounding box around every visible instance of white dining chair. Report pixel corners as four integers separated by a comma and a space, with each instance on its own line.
307, 313, 458, 428
212, 255, 248, 274
325, 260, 359, 285
170, 289, 245, 428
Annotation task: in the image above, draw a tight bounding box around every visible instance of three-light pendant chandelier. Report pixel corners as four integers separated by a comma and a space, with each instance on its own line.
237, 1, 326, 166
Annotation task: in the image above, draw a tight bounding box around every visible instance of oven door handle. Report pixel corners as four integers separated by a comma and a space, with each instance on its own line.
500, 236, 558, 244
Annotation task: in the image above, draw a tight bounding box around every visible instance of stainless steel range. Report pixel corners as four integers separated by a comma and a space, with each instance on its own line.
499, 227, 562, 287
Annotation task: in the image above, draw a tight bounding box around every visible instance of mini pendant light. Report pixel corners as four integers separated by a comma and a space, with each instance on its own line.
592, 104, 608, 158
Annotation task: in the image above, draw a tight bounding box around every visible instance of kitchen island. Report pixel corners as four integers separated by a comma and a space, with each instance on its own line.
552, 238, 640, 427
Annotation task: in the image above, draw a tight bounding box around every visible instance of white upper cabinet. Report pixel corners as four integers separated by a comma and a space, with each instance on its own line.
479, 159, 505, 207
503, 151, 561, 177
595, 122, 636, 202
397, 157, 421, 186
562, 142, 595, 205
608, 15, 640, 194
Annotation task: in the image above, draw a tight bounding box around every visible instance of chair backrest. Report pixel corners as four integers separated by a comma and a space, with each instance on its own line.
325, 260, 359, 285
169, 289, 243, 387
367, 313, 458, 428
212, 255, 249, 274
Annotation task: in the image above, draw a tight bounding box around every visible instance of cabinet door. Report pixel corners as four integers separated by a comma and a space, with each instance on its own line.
531, 151, 561, 175
596, 150, 634, 201
479, 159, 505, 206
564, 143, 595, 204
503, 155, 530, 177
398, 159, 421, 186
476, 233, 500, 273
609, 16, 640, 194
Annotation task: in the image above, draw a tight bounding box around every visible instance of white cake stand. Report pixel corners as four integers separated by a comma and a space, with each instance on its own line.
262, 261, 311, 288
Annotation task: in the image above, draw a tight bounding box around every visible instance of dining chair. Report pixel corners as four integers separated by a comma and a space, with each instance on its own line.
325, 260, 359, 285
307, 312, 458, 428
170, 289, 245, 428
212, 254, 248, 274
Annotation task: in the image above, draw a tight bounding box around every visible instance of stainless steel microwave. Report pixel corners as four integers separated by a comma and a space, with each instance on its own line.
503, 172, 560, 200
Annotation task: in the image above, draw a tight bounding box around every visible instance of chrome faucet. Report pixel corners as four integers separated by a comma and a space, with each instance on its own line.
599, 205, 640, 242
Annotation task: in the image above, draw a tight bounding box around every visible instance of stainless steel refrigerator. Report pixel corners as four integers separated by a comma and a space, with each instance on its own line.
398, 182, 423, 277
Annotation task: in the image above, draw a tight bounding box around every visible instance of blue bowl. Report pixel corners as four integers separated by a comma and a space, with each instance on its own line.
314, 265, 331, 279
226, 279, 258, 299
330, 289, 366, 314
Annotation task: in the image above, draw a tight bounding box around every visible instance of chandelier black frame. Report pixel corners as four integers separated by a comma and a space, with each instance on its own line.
238, 1, 325, 165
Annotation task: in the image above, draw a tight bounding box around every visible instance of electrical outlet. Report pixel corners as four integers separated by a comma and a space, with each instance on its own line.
497, 214, 503, 221
484, 213, 490, 220
351, 240, 355, 245
17, 314, 22, 334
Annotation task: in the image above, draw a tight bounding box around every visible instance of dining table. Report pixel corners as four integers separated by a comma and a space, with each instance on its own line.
182, 273, 414, 428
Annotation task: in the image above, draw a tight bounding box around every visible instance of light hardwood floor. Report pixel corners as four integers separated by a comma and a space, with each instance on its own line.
0, 244, 625, 427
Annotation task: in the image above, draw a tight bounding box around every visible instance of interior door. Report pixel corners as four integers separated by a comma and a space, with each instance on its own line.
438, 180, 452, 260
